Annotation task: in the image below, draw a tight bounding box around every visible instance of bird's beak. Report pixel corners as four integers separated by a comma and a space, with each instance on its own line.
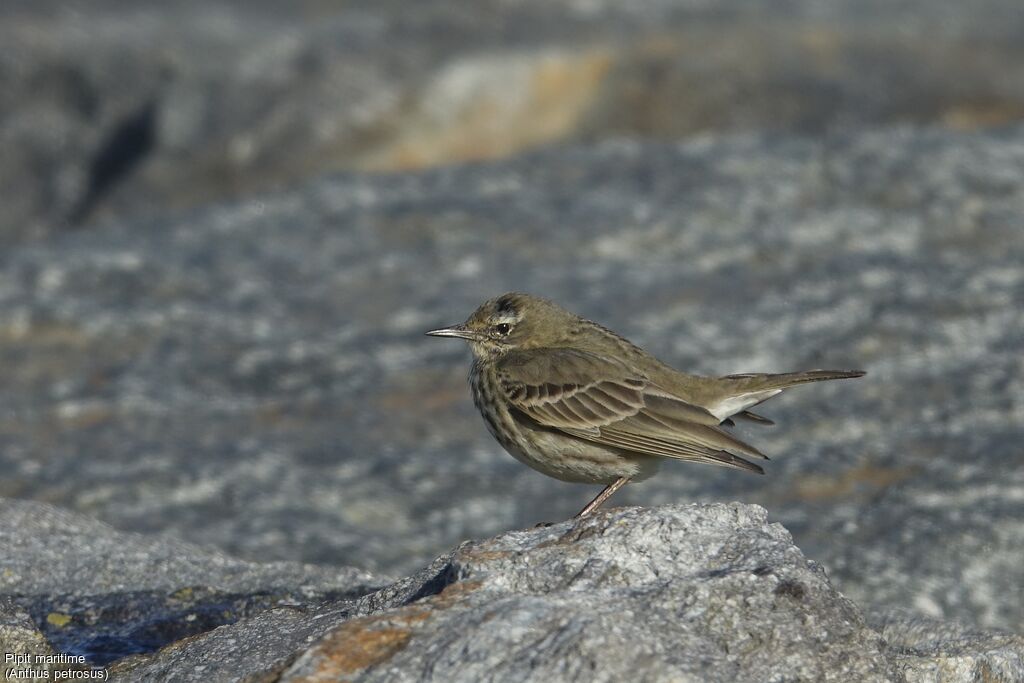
425, 324, 483, 341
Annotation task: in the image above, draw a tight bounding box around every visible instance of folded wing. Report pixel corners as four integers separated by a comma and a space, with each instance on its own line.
496, 348, 767, 474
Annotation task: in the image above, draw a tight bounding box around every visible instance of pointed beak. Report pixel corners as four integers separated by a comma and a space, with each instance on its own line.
425, 324, 483, 341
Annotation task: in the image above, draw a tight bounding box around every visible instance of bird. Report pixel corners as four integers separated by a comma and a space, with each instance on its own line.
426, 292, 865, 519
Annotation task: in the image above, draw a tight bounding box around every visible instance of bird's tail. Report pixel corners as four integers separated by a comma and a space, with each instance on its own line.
706, 369, 865, 422
723, 369, 866, 391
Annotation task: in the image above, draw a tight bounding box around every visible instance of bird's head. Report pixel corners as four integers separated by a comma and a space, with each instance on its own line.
426, 292, 577, 360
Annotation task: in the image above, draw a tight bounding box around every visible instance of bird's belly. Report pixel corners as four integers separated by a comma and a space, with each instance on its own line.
490, 411, 659, 485
470, 361, 658, 484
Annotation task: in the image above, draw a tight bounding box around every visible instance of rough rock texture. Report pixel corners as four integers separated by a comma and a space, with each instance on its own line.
0, 498, 384, 668
1, 124, 1021, 638
106, 555, 458, 681
0, 598, 56, 678
3, 2, 1023, 676
880, 614, 1024, 683
276, 503, 899, 683
102, 504, 1024, 682
3, 499, 1021, 680
4, 0, 1024, 241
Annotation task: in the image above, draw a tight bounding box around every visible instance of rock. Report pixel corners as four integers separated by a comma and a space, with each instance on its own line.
1, 598, 56, 679
1, 123, 1021, 636
108, 554, 457, 681
109, 503, 1020, 682
5, 0, 1021, 674
276, 503, 901, 682
880, 614, 1024, 682
3, 499, 1020, 680
0, 498, 384, 668
4, 0, 1024, 241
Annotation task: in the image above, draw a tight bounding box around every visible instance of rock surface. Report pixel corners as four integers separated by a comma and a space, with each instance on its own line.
4, 0, 1024, 241
2, 0, 1023, 677
1, 123, 1022, 638
276, 503, 900, 683
879, 614, 1024, 683
1, 597, 56, 678
2, 500, 1012, 681
0, 498, 384, 668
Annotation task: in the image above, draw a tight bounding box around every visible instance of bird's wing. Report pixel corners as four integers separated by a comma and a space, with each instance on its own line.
495, 348, 767, 474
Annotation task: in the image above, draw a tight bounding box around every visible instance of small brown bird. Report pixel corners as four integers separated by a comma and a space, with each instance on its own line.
427, 293, 864, 518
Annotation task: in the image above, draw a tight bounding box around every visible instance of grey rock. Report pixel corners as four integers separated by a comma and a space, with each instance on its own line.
119, 503, 902, 682
110, 554, 458, 681
1, 123, 1022, 637
107, 603, 356, 682
4, 0, 1024, 241
880, 614, 1024, 682
267, 503, 1005, 682
0, 498, 382, 597
1, 597, 56, 678
4, 499, 1021, 681
0, 498, 385, 667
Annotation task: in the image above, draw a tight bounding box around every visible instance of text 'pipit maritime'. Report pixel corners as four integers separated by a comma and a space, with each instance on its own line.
427, 293, 865, 518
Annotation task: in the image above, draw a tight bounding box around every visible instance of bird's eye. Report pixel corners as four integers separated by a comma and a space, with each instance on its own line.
494, 323, 512, 336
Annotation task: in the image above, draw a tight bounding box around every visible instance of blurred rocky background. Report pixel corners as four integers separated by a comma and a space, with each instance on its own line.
1, 0, 1023, 678
6, 0, 1024, 244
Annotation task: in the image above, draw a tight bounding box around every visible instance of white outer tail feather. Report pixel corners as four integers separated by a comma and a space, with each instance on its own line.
707, 389, 782, 422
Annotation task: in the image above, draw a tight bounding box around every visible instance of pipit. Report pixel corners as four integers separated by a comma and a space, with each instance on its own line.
427, 293, 864, 518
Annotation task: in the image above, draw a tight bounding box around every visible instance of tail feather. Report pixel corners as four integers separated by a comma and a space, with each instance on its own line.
706, 369, 865, 422
722, 369, 866, 391
735, 410, 775, 426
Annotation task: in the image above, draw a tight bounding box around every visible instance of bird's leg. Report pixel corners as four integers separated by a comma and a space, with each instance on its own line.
575, 476, 630, 518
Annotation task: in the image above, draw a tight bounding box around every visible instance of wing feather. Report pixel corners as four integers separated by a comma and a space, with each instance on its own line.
496, 348, 766, 473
